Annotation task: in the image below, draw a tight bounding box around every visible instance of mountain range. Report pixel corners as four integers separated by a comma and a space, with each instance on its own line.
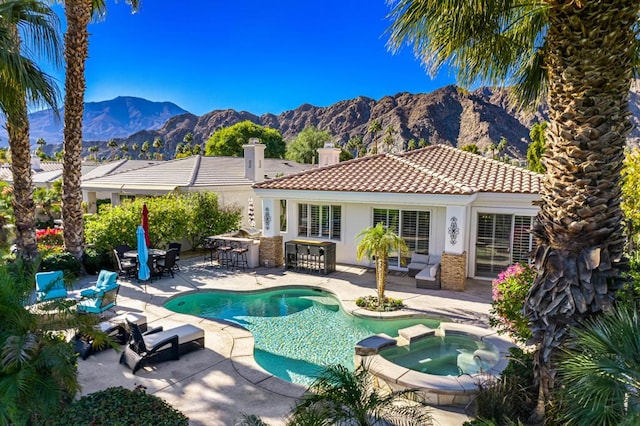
4, 83, 640, 160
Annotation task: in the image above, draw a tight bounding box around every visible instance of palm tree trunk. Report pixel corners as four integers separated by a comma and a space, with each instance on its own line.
524, 0, 638, 419
62, 0, 91, 260
376, 255, 388, 306
6, 98, 38, 261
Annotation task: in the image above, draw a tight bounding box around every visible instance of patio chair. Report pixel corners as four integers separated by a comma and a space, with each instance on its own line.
114, 249, 137, 279
119, 320, 205, 374
76, 281, 120, 315
80, 270, 118, 298
156, 248, 178, 278
167, 242, 181, 271
35, 270, 67, 302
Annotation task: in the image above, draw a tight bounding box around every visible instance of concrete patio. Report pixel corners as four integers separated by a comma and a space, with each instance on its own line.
73, 254, 495, 426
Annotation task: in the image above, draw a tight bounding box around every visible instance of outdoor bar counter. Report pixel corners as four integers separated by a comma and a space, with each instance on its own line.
285, 239, 336, 275
206, 234, 260, 268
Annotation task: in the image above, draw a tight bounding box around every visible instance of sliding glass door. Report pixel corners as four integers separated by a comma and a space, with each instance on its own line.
475, 213, 534, 278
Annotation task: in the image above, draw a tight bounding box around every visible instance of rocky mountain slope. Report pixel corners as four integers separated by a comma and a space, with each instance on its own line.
106, 85, 547, 160
8, 82, 640, 160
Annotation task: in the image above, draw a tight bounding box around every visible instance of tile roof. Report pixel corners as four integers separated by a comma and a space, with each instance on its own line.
82, 155, 312, 189
254, 145, 542, 195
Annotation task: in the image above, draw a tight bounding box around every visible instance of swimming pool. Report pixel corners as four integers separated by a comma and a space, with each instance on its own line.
164, 287, 440, 385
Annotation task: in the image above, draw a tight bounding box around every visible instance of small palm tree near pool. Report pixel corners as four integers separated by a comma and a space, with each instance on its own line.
356, 222, 408, 308
290, 364, 432, 426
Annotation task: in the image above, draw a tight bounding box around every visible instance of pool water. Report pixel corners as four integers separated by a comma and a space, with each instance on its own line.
164, 288, 440, 386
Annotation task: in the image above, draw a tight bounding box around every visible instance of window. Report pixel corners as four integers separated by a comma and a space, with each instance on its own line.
298, 204, 341, 240
279, 200, 287, 232
373, 208, 431, 268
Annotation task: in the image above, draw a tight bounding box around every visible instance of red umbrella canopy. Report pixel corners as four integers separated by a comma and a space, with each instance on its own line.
142, 203, 150, 248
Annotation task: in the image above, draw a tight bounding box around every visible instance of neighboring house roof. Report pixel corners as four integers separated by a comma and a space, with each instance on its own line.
254, 145, 542, 195
81, 155, 312, 191
81, 159, 162, 181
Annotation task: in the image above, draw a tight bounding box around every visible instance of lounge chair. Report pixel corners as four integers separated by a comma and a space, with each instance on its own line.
35, 270, 67, 302
119, 321, 205, 374
80, 270, 118, 298
76, 281, 120, 315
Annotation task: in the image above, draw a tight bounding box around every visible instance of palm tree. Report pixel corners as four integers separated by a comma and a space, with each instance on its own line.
107, 138, 117, 158
368, 120, 382, 155
88, 144, 99, 161
388, 1, 639, 418
557, 301, 640, 425
60, 0, 140, 261
141, 140, 150, 159
0, 0, 61, 261
153, 136, 164, 160
290, 364, 432, 426
356, 222, 408, 307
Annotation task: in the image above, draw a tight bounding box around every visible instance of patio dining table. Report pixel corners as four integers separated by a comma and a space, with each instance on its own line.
123, 248, 166, 259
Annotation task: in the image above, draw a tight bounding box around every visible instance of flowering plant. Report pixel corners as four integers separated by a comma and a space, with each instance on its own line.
36, 228, 63, 247
489, 263, 536, 344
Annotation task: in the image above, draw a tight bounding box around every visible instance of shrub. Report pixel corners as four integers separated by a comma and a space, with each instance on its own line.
84, 193, 241, 250
355, 295, 404, 311
82, 246, 114, 275
489, 263, 536, 344
40, 251, 81, 278
465, 347, 536, 425
47, 386, 189, 426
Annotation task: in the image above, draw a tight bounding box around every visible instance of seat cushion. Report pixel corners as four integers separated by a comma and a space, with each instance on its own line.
144, 324, 204, 348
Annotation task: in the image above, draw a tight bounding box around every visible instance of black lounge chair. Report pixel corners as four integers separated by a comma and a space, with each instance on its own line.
119, 321, 205, 374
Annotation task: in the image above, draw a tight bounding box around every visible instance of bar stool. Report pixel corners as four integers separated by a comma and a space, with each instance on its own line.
232, 242, 249, 271
216, 240, 233, 268
308, 245, 323, 274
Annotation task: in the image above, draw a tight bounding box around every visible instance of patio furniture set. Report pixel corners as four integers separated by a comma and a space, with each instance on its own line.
114, 243, 181, 281
33, 268, 205, 373
204, 236, 251, 270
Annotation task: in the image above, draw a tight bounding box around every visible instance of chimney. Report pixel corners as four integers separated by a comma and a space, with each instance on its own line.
31, 155, 42, 171
243, 137, 265, 183
317, 142, 341, 167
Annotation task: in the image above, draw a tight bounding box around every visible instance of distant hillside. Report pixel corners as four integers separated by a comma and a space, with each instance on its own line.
8, 82, 640, 159
108, 85, 547, 161
0, 96, 189, 146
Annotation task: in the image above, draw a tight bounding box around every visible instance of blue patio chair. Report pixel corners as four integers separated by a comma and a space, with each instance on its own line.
35, 270, 67, 302
77, 281, 120, 315
80, 270, 118, 298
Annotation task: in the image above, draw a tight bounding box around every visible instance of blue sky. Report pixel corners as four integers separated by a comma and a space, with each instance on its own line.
47, 0, 457, 116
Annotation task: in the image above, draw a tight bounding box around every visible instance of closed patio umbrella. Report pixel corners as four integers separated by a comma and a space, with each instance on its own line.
142, 203, 151, 248
137, 225, 150, 281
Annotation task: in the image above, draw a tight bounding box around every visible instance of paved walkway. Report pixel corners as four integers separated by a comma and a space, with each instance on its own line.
74, 255, 495, 426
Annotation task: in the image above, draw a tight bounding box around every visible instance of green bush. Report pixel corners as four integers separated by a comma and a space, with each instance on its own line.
465, 347, 536, 425
40, 251, 81, 278
84, 193, 241, 251
82, 246, 114, 275
47, 386, 188, 426
489, 263, 536, 344
355, 295, 404, 311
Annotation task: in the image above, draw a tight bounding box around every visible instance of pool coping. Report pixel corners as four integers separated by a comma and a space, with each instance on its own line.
158, 285, 512, 402
355, 322, 515, 406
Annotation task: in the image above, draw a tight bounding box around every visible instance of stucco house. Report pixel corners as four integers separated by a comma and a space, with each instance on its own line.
254, 144, 542, 290
80, 141, 312, 228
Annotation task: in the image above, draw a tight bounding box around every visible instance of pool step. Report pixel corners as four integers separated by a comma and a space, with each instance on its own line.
398, 324, 436, 344
300, 295, 340, 307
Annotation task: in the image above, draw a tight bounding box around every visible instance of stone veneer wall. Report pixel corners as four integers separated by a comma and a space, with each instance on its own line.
259, 236, 283, 267
441, 252, 467, 291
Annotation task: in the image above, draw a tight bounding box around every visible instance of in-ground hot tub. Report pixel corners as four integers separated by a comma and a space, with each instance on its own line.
355, 322, 515, 406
